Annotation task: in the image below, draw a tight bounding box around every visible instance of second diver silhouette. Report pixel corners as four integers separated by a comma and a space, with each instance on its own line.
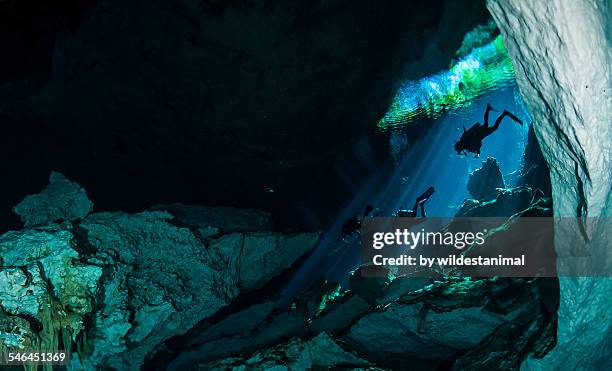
455, 103, 523, 157
340, 186, 435, 238
341, 204, 375, 237
395, 186, 435, 219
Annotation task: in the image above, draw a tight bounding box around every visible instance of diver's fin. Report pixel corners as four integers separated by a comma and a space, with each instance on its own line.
415, 186, 435, 205
503, 110, 524, 125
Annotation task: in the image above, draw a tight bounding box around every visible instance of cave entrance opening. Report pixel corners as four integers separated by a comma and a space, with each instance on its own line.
379, 32, 532, 217
280, 32, 535, 300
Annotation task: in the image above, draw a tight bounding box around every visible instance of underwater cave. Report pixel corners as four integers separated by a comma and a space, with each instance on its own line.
0, 0, 609, 370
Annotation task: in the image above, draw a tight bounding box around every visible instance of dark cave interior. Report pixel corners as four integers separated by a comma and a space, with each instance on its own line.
0, 0, 492, 232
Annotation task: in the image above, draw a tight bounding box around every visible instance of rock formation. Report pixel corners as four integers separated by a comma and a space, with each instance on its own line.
0, 173, 320, 370
467, 157, 505, 200
163, 183, 559, 370
13, 172, 93, 227
487, 0, 612, 369
179, 275, 558, 370
0, 223, 102, 356
517, 125, 552, 196
1, 162, 561, 369
456, 186, 543, 218
203, 332, 372, 370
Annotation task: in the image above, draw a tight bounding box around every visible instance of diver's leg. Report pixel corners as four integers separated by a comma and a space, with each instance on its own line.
494, 110, 524, 128
491, 112, 505, 131
483, 103, 498, 126
486, 110, 523, 136
414, 187, 434, 217
485, 110, 513, 136
502, 110, 524, 125
411, 201, 419, 215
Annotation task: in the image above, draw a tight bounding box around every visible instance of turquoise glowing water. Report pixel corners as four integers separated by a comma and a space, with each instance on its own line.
379, 36, 516, 129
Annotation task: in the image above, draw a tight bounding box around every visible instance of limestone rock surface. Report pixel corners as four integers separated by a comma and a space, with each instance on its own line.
456, 186, 541, 217
487, 0, 612, 369
2, 178, 320, 370
162, 182, 560, 370
13, 171, 93, 227
467, 157, 505, 200
72, 211, 318, 370
185, 275, 558, 371
0, 223, 102, 356
204, 332, 372, 370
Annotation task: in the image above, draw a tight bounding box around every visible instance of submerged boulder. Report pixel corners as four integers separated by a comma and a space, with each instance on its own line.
74, 211, 230, 370
203, 332, 372, 370
73, 212, 318, 370
181, 275, 558, 370
167, 307, 308, 369
13, 171, 93, 227
309, 293, 371, 335
206, 231, 319, 292
342, 277, 558, 369
467, 157, 505, 200
165, 196, 560, 369
348, 265, 393, 304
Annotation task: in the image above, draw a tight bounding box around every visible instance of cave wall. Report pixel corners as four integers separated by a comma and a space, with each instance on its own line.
487, 0, 611, 369
0, 0, 490, 231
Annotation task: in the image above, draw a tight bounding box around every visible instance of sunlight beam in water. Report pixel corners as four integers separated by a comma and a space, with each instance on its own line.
378, 35, 516, 129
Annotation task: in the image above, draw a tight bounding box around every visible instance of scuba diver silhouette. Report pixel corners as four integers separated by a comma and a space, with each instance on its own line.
395, 186, 435, 218
455, 103, 523, 157
341, 187, 435, 237
341, 204, 374, 237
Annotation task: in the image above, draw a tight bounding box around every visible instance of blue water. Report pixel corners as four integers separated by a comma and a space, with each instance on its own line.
388, 86, 530, 217
279, 85, 530, 302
